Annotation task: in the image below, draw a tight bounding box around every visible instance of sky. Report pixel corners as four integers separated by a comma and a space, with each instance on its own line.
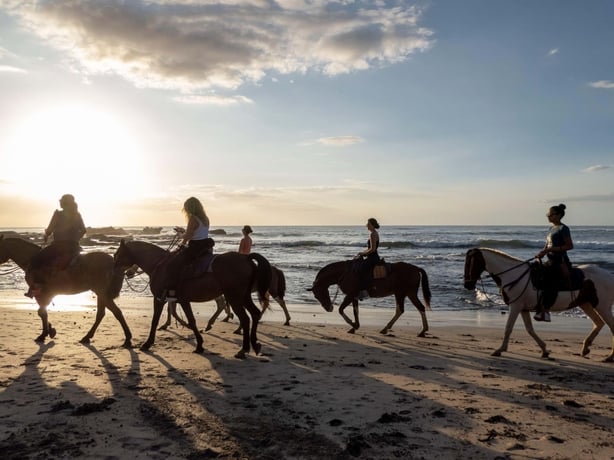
0, 0, 613, 227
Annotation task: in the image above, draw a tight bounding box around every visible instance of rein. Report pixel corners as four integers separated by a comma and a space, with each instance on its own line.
487, 258, 534, 305
122, 234, 182, 292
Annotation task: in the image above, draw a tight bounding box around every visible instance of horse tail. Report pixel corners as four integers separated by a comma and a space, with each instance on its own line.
248, 253, 272, 306
419, 268, 432, 311
108, 267, 125, 300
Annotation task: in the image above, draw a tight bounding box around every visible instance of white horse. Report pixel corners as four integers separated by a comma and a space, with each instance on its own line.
463, 248, 614, 362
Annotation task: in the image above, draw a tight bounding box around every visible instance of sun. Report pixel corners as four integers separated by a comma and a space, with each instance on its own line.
3, 104, 152, 222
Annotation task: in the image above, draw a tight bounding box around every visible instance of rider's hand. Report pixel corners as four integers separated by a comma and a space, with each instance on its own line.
174, 226, 185, 234
536, 250, 546, 259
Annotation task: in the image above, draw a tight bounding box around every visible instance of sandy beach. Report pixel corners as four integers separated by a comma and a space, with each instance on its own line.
1, 292, 613, 459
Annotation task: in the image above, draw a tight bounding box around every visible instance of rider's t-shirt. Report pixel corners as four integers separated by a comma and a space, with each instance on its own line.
546, 224, 571, 264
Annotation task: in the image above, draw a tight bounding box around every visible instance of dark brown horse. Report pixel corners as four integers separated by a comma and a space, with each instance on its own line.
310, 260, 431, 336
0, 235, 132, 346
205, 265, 291, 332
113, 240, 271, 358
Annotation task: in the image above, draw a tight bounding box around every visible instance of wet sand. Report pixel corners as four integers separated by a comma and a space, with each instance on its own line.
1, 292, 613, 459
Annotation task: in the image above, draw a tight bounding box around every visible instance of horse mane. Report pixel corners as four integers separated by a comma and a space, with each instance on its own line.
478, 247, 521, 263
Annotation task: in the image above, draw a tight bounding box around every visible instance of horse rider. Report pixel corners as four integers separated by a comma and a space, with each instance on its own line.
354, 217, 381, 300
534, 203, 574, 322
26, 194, 86, 297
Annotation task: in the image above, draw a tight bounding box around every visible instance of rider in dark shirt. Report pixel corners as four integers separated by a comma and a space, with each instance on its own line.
26, 194, 86, 297
355, 217, 380, 300
534, 203, 573, 322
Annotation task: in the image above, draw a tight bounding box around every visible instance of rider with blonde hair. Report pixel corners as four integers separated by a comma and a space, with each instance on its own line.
163, 197, 212, 302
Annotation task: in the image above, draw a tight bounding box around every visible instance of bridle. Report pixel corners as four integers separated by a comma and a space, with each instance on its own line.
465, 250, 535, 305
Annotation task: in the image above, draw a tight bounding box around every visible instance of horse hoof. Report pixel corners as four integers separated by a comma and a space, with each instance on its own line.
140, 343, 152, 352
254, 343, 262, 355
79, 337, 91, 345
235, 350, 247, 359
205, 324, 212, 332
157, 325, 169, 331
35, 335, 46, 343
122, 340, 133, 349
49, 328, 57, 339
604, 356, 614, 363
541, 351, 551, 359
347, 328, 356, 334
233, 328, 242, 335
379, 329, 388, 335
417, 331, 426, 338
581, 348, 591, 357
284, 321, 291, 326
194, 346, 204, 354
491, 350, 502, 357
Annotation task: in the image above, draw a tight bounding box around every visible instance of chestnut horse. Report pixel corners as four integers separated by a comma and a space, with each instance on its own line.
310, 260, 431, 336
0, 235, 132, 346
205, 265, 291, 333
464, 247, 614, 361
113, 240, 271, 359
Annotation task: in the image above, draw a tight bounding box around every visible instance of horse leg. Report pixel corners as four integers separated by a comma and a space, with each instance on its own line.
338, 296, 358, 333
492, 306, 522, 357
103, 299, 133, 348
244, 296, 262, 355
405, 293, 429, 337
80, 298, 106, 345
276, 297, 291, 326
590, 302, 614, 362
206, 297, 226, 331
141, 299, 165, 351
578, 305, 604, 358
519, 310, 550, 358
35, 305, 55, 342
380, 294, 405, 335
158, 303, 173, 331
178, 301, 204, 354
226, 297, 251, 359
222, 297, 233, 322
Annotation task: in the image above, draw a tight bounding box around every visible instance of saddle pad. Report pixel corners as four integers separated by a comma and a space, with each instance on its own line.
373, 264, 387, 280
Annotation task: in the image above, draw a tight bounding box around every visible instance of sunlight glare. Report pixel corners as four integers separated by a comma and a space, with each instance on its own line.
4, 105, 151, 215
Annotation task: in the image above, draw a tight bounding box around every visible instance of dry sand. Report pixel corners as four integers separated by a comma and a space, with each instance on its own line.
1, 291, 613, 459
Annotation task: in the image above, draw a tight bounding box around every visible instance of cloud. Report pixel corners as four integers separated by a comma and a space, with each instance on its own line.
173, 94, 254, 105
582, 165, 611, 173
316, 135, 366, 146
4, 0, 433, 91
547, 48, 558, 56
557, 193, 614, 203
589, 80, 614, 89
0, 65, 26, 73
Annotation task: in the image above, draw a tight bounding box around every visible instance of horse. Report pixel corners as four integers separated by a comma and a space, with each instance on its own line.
463, 247, 614, 361
205, 265, 291, 333
0, 235, 133, 346
113, 240, 271, 358
309, 260, 431, 336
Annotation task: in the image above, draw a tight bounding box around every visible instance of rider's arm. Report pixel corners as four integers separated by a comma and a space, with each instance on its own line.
43, 211, 59, 243
180, 216, 198, 246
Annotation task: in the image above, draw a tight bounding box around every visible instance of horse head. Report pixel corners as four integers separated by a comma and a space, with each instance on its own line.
463, 248, 486, 290
113, 239, 133, 272
310, 276, 334, 312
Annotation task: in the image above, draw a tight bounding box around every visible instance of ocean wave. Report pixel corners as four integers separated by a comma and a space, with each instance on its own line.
475, 239, 539, 249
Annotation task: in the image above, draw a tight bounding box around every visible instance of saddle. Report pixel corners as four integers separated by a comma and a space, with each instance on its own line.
182, 251, 215, 279
530, 262, 584, 292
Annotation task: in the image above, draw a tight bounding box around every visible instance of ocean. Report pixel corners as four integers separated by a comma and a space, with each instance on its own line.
1, 226, 613, 313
